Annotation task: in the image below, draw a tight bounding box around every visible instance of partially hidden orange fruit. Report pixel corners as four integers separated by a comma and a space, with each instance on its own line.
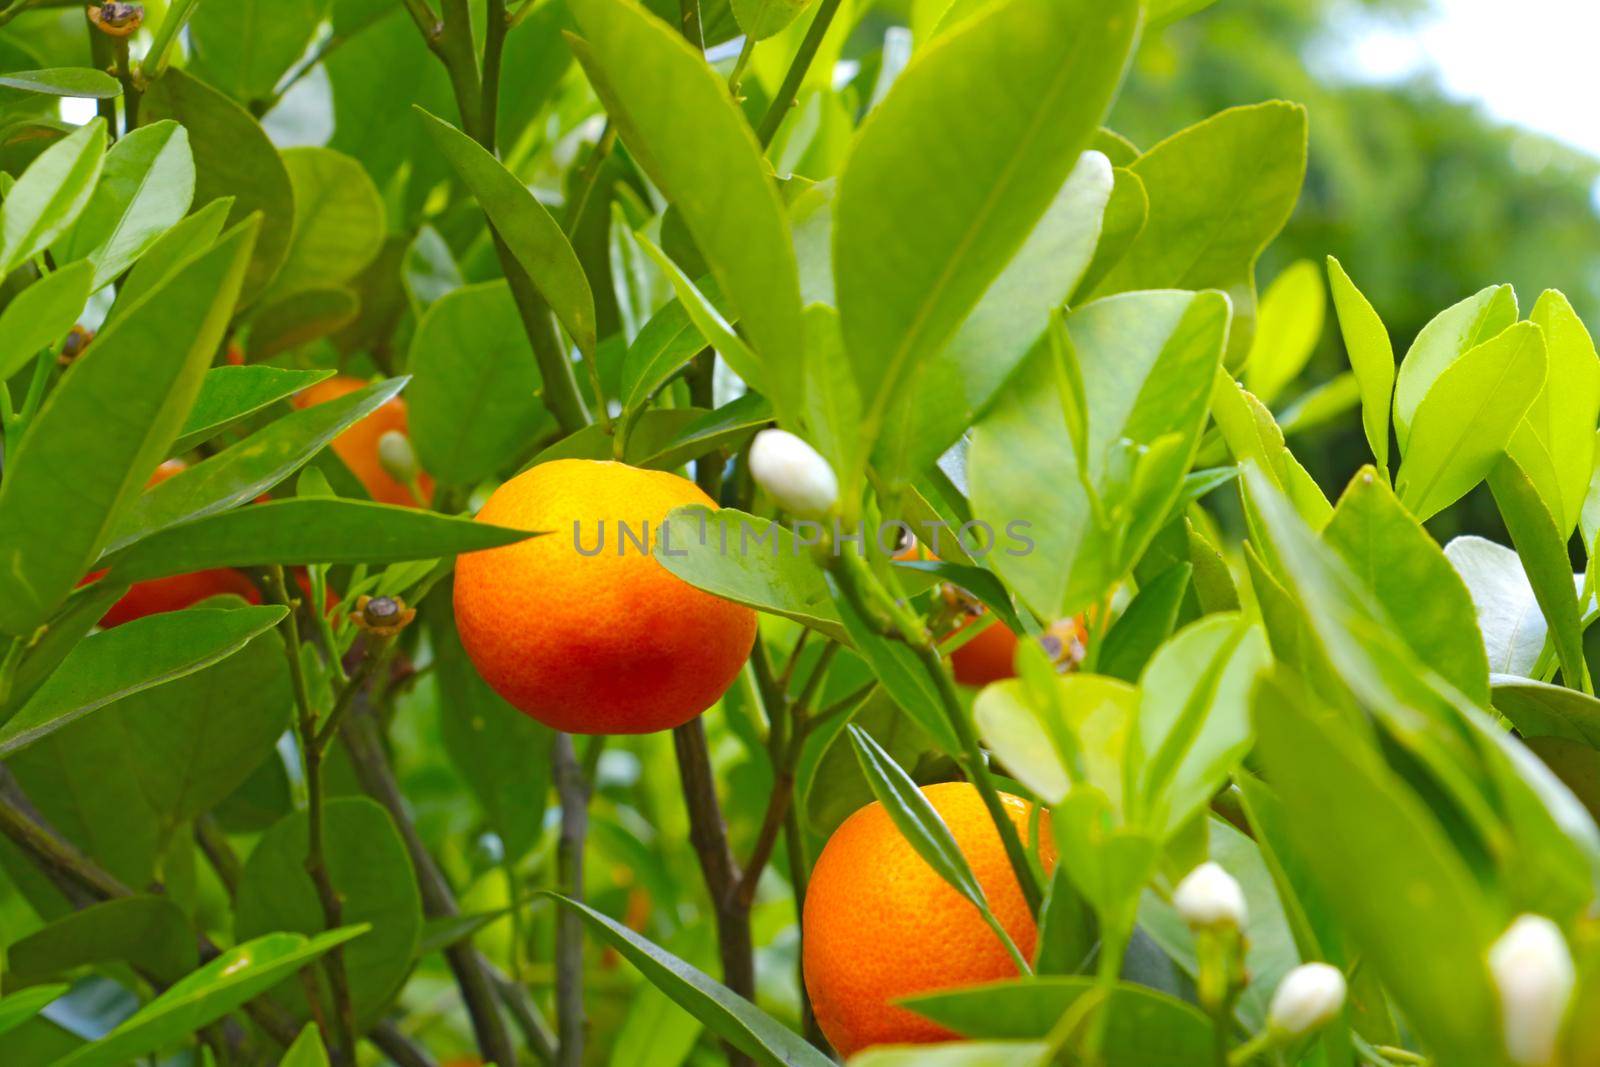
293, 376, 433, 507
453, 459, 757, 734
802, 782, 1054, 1057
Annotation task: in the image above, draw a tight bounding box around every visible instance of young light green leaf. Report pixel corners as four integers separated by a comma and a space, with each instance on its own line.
277, 1026, 329, 1067
0, 259, 91, 381
173, 366, 333, 453
1392, 282, 1517, 449
1508, 289, 1600, 537
1244, 258, 1325, 405
415, 109, 596, 357
545, 894, 835, 1067
732, 0, 813, 39
0, 985, 70, 1038
0, 118, 105, 275
0, 219, 257, 635
1072, 165, 1146, 300
53, 120, 195, 289
103, 499, 539, 581
1089, 102, 1307, 365
0, 68, 119, 98
105, 195, 234, 328
635, 235, 764, 390
1396, 320, 1546, 520
563, 0, 801, 418
0, 605, 285, 758
1208, 370, 1332, 529
1325, 256, 1396, 474
1444, 535, 1547, 677
836, 0, 1137, 464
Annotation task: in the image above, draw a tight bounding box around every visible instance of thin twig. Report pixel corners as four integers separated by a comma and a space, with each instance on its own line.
754, 0, 845, 147
552, 734, 590, 1067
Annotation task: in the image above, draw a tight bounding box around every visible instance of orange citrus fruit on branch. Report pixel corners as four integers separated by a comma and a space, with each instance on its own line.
453, 459, 757, 734
802, 782, 1054, 1057
293, 375, 433, 507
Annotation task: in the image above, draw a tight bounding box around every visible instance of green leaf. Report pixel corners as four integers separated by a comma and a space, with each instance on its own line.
1323, 467, 1489, 705
835, 0, 1137, 467
731, 0, 812, 38
546, 894, 835, 1067
971, 289, 1228, 618
53, 120, 195, 289
262, 146, 384, 301
876, 150, 1115, 482
1492, 675, 1600, 747
401, 224, 463, 313
976, 674, 1135, 809
632, 393, 771, 471
0, 68, 119, 98
409, 280, 554, 486
1392, 283, 1517, 449
619, 289, 711, 413
1088, 102, 1307, 365
0, 605, 286, 757
1444, 536, 1546, 677
277, 1025, 329, 1067
653, 505, 844, 640
49, 927, 368, 1067
830, 578, 963, 755
7, 896, 197, 985
188, 0, 321, 105
2, 581, 128, 715
234, 799, 422, 1026
1209, 370, 1332, 529
105, 499, 538, 580
1488, 455, 1589, 692
105, 195, 234, 328
1071, 165, 1146, 300
107, 377, 407, 550
1508, 289, 1600, 537
430, 585, 553, 861
0, 118, 105, 276
1396, 320, 1546, 521
634, 235, 763, 390
1244, 258, 1325, 405
0, 986, 69, 1038
1097, 563, 1191, 682
1251, 670, 1501, 1064
0, 219, 258, 634
565, 0, 805, 422
248, 287, 360, 358
1325, 256, 1395, 474
142, 69, 295, 303
415, 109, 596, 357
900, 977, 1211, 1059
173, 365, 334, 453
0, 259, 91, 381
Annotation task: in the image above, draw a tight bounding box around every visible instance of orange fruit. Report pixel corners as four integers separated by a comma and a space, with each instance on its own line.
453, 459, 757, 734
292, 376, 433, 507
949, 615, 1019, 687
802, 782, 1054, 1057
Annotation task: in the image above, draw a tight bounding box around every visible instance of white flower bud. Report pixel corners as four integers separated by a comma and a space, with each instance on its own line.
377, 429, 419, 484
1174, 861, 1248, 931
748, 429, 838, 518
1268, 963, 1346, 1037
1489, 914, 1575, 1066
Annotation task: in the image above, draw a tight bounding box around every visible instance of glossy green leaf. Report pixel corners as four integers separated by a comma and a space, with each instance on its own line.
50, 927, 368, 1067
1209, 370, 1332, 528
235, 799, 421, 1026
1072, 165, 1146, 300
634, 393, 771, 471
976, 673, 1135, 810
635, 235, 763, 390
0, 219, 257, 634
415, 109, 596, 357
409, 280, 553, 486
189, 0, 321, 105
1089, 102, 1307, 365
547, 894, 834, 1067
1396, 320, 1546, 521
1244, 258, 1324, 405
2, 580, 128, 715
173, 366, 333, 453
1323, 467, 1489, 704
142, 69, 294, 303
107, 377, 407, 550
1097, 564, 1191, 682
836, 0, 1137, 464
830, 577, 963, 754
565, 0, 803, 421
1444, 535, 1546, 677
105, 195, 234, 328
105, 499, 538, 580
1492, 675, 1600, 747
8, 896, 197, 985
731, 0, 812, 38
262, 146, 384, 301
278, 1025, 329, 1067
0, 68, 119, 98
1508, 289, 1600, 537
0, 605, 285, 757
0, 259, 91, 381
619, 290, 711, 413
0, 118, 105, 275
53, 120, 195, 289
0, 986, 69, 1038
971, 290, 1228, 619
1392, 283, 1516, 449
1325, 256, 1395, 474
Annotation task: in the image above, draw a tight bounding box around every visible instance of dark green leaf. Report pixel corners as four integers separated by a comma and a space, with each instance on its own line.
7, 896, 197, 985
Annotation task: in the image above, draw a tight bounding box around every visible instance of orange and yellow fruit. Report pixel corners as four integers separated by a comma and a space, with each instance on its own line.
802, 782, 1054, 1057
453, 459, 757, 734
293, 376, 432, 507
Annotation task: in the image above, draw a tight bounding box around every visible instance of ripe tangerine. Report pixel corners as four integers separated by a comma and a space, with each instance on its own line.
453, 459, 756, 734
802, 781, 1054, 1057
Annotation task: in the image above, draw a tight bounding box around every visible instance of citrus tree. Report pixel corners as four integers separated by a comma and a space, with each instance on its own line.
0, 0, 1595, 1066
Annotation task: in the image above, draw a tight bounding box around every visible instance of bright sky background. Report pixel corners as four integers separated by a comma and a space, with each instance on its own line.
1343, 0, 1600, 158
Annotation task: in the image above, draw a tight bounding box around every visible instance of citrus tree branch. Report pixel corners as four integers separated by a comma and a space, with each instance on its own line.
551, 734, 590, 1067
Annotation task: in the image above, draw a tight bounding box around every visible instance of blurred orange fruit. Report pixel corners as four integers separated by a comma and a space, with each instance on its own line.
292, 376, 433, 507
453, 459, 756, 734
802, 782, 1054, 1057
